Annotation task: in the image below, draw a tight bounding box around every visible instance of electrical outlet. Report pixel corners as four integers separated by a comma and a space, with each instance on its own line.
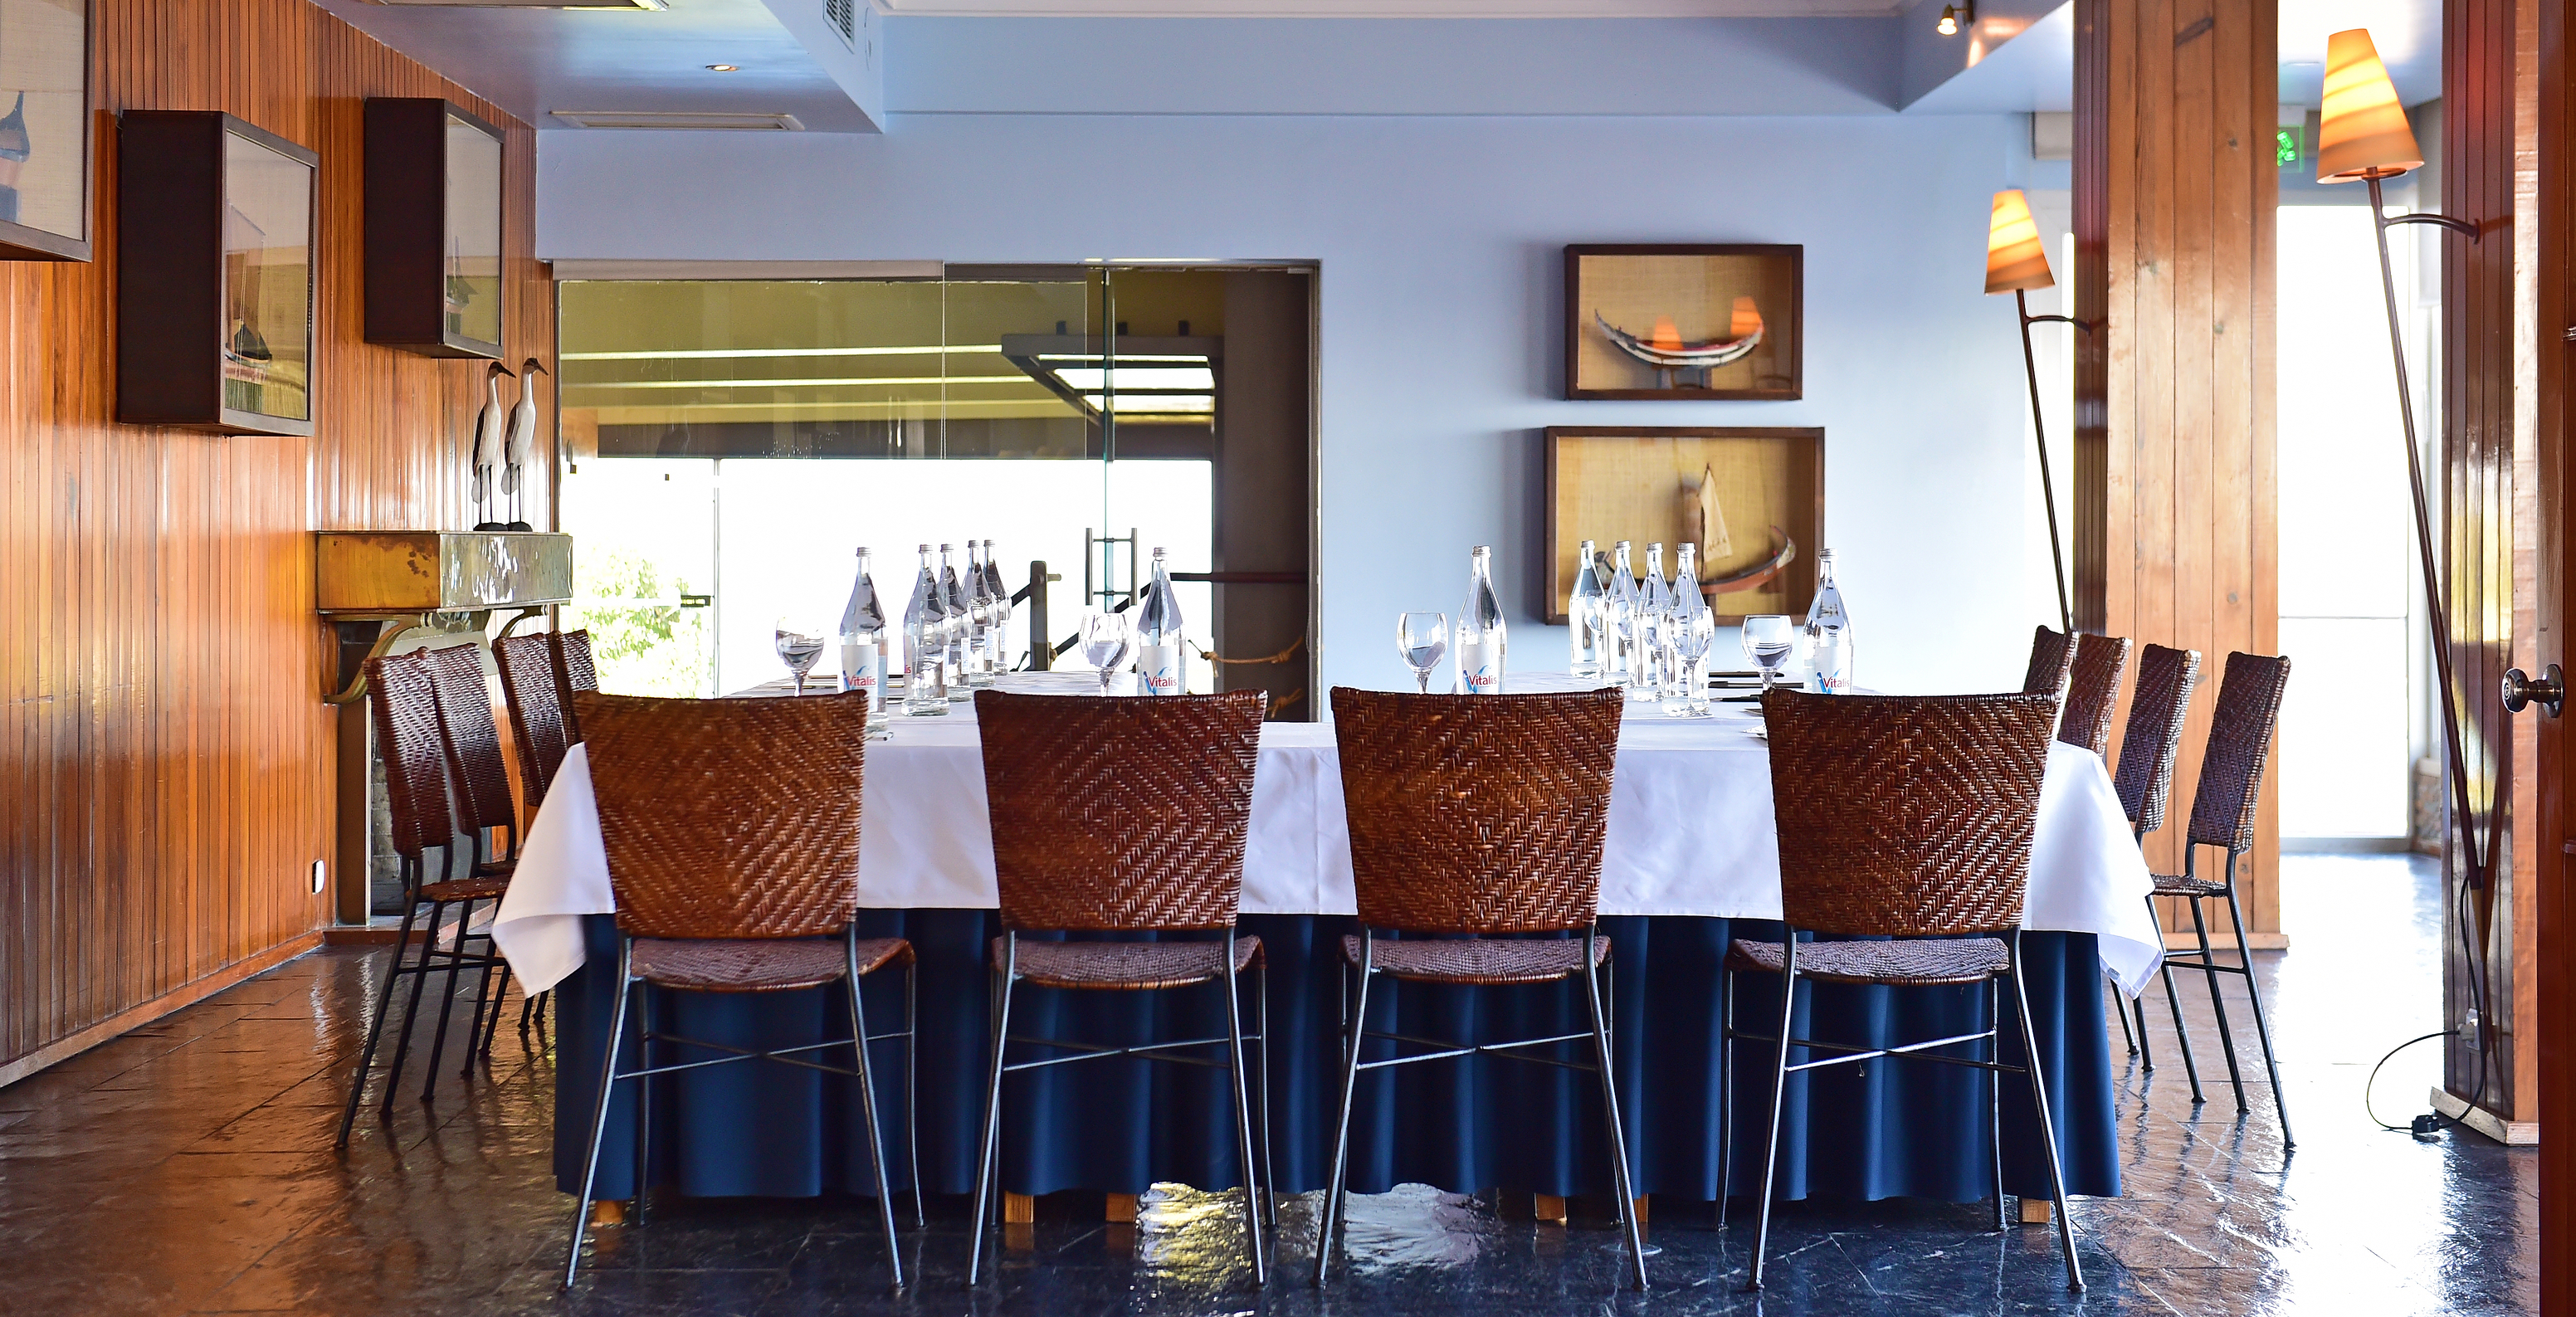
310, 860, 327, 895
2466, 1007, 2481, 1027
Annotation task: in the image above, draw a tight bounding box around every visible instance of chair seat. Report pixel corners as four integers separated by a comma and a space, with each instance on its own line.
2150, 872, 2229, 898
1343, 934, 1609, 986
474, 856, 517, 880
631, 936, 913, 993
417, 876, 510, 904
1726, 936, 2011, 987
998, 936, 1261, 991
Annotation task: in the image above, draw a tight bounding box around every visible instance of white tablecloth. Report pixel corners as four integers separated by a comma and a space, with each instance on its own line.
492, 676, 2163, 998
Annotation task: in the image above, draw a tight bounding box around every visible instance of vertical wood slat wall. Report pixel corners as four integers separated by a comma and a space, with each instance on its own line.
2440, 0, 2544, 1123
2072, 0, 2281, 935
0, 0, 553, 1077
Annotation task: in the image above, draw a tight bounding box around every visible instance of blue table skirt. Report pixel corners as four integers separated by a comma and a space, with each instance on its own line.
551, 912, 2121, 1205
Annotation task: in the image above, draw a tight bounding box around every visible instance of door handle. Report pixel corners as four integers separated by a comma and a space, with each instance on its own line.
2501, 663, 2564, 716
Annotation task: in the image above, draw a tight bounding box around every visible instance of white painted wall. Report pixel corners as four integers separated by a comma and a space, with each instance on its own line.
539, 110, 2052, 695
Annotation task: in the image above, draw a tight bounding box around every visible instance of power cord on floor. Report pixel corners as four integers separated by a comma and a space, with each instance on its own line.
2363, 1029, 2450, 1134
2364, 852, 2496, 1144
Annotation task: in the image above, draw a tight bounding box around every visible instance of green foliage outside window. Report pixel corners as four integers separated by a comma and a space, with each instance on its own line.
566, 547, 713, 697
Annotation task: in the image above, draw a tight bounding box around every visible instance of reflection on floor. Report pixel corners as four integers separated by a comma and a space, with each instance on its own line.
0, 854, 2532, 1315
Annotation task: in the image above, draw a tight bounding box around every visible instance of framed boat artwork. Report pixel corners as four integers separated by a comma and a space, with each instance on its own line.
364, 98, 505, 359
1564, 244, 1801, 400
116, 111, 317, 436
1542, 426, 1822, 625
0, 0, 92, 262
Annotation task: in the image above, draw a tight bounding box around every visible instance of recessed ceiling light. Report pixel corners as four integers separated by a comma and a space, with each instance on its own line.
705, 63, 739, 72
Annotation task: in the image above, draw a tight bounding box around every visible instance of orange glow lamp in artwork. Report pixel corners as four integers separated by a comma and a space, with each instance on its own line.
1984, 188, 2096, 634
1595, 300, 1764, 391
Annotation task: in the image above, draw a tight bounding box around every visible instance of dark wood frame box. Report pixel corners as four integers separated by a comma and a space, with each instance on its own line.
1542, 425, 1824, 625
115, 110, 318, 436
0, 0, 93, 261
1563, 244, 1803, 401
363, 98, 504, 359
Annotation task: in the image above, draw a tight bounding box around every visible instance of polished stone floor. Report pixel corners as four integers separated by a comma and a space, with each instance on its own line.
0, 854, 2532, 1315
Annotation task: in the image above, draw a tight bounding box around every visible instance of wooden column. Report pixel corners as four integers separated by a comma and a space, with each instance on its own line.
2073, 0, 2281, 934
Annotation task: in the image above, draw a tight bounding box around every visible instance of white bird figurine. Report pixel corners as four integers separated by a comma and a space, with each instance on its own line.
502, 359, 547, 528
471, 361, 515, 529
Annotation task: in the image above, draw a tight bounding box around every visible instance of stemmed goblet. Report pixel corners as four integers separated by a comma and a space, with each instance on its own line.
1396, 612, 1449, 695
1739, 615, 1796, 694
1080, 608, 1137, 695
773, 613, 827, 696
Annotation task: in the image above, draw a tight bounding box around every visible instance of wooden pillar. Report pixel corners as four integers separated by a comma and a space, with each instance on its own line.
2073, 0, 2281, 934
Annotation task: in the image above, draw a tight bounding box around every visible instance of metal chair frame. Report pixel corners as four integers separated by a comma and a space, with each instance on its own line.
1717, 927, 2081, 1291
2142, 842, 2293, 1144
1314, 923, 1645, 1290
965, 927, 1271, 1287
565, 926, 920, 1289
333, 850, 510, 1148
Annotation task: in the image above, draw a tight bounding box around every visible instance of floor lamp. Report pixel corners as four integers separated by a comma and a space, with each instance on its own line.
2318, 27, 2516, 1122
1986, 189, 2095, 635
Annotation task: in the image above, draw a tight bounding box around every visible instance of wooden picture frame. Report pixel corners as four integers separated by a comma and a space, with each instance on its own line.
363, 98, 505, 359
0, 0, 93, 262
116, 111, 318, 436
1564, 244, 1803, 401
1543, 426, 1823, 624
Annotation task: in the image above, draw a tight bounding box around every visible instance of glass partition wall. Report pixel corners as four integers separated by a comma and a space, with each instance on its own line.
557, 270, 1229, 700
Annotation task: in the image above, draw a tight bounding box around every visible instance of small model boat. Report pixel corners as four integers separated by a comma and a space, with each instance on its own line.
1703, 529, 1797, 598
1596, 300, 1763, 388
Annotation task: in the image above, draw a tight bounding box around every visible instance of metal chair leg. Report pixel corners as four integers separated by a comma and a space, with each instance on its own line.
2150, 895, 2204, 1103
1988, 973, 2006, 1232
2221, 870, 2293, 1147
2108, 969, 2137, 1056
1256, 954, 1277, 1230
380, 899, 447, 1119
1312, 934, 1375, 1287
1715, 958, 1734, 1230
845, 936, 905, 1290
1220, 932, 1267, 1287
967, 937, 1017, 1287
564, 943, 635, 1289
337, 895, 424, 1149
632, 985, 652, 1226
1746, 933, 1800, 1291
2187, 895, 2249, 1110
905, 958, 925, 1227
2008, 931, 2085, 1292
418, 896, 477, 1104
2133, 988, 2155, 1071
1582, 930, 1648, 1290
476, 960, 513, 1064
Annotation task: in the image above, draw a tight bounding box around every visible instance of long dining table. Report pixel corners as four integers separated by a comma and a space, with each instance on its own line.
492, 672, 2161, 1208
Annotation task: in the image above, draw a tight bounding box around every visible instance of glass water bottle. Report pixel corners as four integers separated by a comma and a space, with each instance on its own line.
901, 544, 950, 715
1136, 548, 1186, 695
1803, 549, 1854, 695
838, 547, 889, 729
1608, 540, 1639, 689
980, 539, 1012, 676
1569, 538, 1605, 680
1458, 545, 1507, 694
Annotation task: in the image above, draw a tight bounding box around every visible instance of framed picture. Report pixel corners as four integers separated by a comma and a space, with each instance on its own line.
116, 111, 317, 435
364, 98, 505, 359
1564, 244, 1802, 401
1542, 426, 1823, 624
0, 0, 92, 261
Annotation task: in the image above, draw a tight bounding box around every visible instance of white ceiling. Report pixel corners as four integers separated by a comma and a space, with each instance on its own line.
874, 0, 1900, 12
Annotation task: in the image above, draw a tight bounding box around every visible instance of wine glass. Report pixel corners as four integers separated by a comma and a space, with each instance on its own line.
774, 614, 827, 695
1667, 608, 1716, 716
1080, 608, 1136, 695
1739, 615, 1796, 693
1396, 612, 1449, 694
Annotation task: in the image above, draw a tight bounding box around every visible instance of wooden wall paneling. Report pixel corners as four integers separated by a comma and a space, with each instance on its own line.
2074, 0, 2279, 944
0, 0, 552, 1079
2536, 0, 2573, 1289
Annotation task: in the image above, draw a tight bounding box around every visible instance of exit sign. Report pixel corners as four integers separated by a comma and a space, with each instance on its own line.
2276, 124, 2305, 166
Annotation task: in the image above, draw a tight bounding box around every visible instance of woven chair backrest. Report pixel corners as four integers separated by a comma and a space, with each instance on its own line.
1763, 690, 2056, 937
550, 630, 598, 742
2185, 651, 2292, 852
2056, 632, 2134, 758
494, 632, 571, 807
2113, 643, 2201, 834
422, 643, 518, 833
2022, 626, 2077, 698
578, 691, 866, 940
366, 651, 453, 862
1330, 686, 1624, 935
974, 690, 1266, 932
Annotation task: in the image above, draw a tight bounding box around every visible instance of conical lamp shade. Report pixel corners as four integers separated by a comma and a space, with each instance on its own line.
2317, 28, 2422, 182
1984, 188, 2052, 294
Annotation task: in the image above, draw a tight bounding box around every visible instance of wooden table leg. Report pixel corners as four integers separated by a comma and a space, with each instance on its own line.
1105, 1193, 1139, 1223
587, 1200, 626, 1228
1003, 1191, 1036, 1224
1632, 1195, 1650, 1225
2017, 1197, 2054, 1225
1534, 1193, 1569, 1222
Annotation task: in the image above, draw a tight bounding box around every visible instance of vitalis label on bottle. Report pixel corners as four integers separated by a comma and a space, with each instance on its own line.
1138, 644, 1184, 695
839, 642, 881, 705
1458, 642, 1502, 695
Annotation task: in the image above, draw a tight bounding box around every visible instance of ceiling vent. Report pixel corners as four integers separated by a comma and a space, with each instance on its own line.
369, 0, 670, 9
826, 0, 858, 49
549, 110, 807, 130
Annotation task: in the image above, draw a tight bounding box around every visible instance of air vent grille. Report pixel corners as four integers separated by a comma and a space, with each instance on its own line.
549, 110, 807, 131
825, 0, 857, 49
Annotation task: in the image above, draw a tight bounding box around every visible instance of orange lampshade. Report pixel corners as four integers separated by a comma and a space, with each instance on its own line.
1984, 188, 2052, 294
1729, 295, 1762, 339
2316, 28, 2422, 182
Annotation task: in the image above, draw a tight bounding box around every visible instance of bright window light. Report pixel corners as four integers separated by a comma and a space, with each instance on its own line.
1048, 367, 1215, 391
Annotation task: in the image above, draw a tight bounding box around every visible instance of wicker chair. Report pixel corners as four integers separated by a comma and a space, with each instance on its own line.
966, 689, 1271, 1288
2057, 633, 2133, 757
2022, 625, 2077, 699
421, 642, 529, 1074
2103, 644, 2202, 1067
2141, 651, 2294, 1145
552, 629, 599, 740
495, 632, 572, 807
1315, 686, 1647, 1291
334, 651, 515, 1149
1722, 690, 2082, 1293
561, 691, 918, 1289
